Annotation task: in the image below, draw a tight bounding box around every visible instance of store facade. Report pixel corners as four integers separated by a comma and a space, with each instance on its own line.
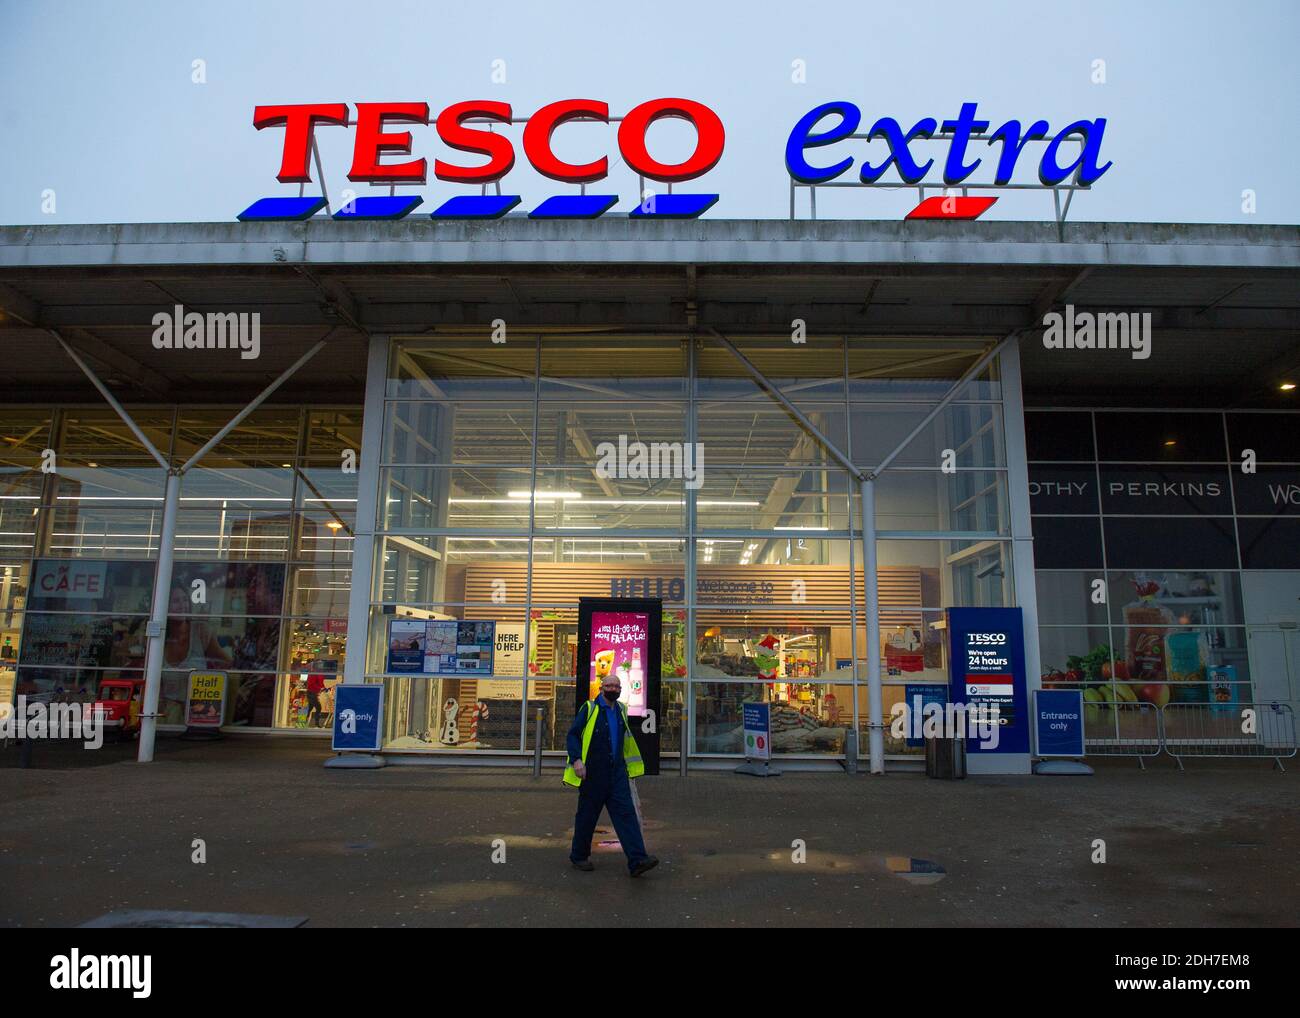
1, 219, 1296, 768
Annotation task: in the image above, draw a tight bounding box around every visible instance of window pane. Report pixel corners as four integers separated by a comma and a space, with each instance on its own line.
1036, 571, 1109, 626
1025, 410, 1095, 461
696, 468, 849, 531
539, 336, 685, 400
388, 338, 537, 401
1107, 571, 1244, 627
696, 337, 843, 401
531, 469, 685, 530
849, 403, 1004, 469
866, 539, 1013, 608
173, 509, 293, 561
293, 512, 356, 564
289, 565, 351, 616
41, 506, 161, 558
1093, 411, 1227, 463
860, 469, 1009, 533
693, 681, 850, 754
696, 402, 846, 467
384, 400, 536, 465
535, 403, 687, 468
845, 340, 999, 401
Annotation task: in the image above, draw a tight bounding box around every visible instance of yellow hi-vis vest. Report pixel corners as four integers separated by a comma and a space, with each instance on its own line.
563, 698, 645, 786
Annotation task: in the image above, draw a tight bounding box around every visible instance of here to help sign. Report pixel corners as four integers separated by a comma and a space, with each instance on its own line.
1034, 689, 1086, 758
742, 702, 771, 761
332, 684, 384, 752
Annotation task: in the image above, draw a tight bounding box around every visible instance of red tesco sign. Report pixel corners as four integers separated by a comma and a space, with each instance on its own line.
252, 98, 725, 186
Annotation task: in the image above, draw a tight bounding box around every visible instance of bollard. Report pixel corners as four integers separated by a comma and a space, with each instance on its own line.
843, 727, 858, 775
679, 708, 688, 779
532, 706, 544, 778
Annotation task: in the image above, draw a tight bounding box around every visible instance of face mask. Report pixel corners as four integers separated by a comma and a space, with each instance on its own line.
603, 689, 619, 703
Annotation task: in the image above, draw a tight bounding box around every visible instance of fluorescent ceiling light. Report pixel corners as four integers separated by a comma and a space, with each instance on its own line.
506, 490, 582, 500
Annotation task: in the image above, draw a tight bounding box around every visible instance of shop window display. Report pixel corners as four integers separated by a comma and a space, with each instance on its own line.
693, 681, 850, 755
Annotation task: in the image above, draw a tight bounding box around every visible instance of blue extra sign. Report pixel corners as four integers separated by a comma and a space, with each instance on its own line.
1034, 689, 1086, 758
946, 607, 1029, 756
332, 684, 384, 752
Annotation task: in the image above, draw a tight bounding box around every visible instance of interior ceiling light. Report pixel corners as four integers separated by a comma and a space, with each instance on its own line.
506, 490, 582, 500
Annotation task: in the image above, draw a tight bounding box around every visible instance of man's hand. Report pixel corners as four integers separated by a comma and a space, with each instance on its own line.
573, 760, 586, 779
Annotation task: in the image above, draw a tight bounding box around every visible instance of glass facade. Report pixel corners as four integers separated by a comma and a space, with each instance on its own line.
1027, 409, 1300, 711
1, 406, 360, 728
365, 334, 1010, 758
9, 353, 1296, 761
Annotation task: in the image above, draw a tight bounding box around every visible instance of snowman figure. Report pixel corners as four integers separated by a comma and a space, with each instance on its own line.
440, 697, 460, 745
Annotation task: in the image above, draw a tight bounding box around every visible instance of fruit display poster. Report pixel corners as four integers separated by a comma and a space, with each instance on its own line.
946, 607, 1030, 755
588, 611, 649, 713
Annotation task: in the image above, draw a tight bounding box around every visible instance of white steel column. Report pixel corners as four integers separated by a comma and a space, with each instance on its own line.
343, 334, 390, 685
860, 476, 884, 774
138, 471, 180, 763
998, 339, 1043, 701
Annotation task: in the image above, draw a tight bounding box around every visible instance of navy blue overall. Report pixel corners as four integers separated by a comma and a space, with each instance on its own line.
566, 699, 649, 872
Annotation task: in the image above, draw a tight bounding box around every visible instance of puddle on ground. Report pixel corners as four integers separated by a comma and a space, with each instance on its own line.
886, 856, 946, 885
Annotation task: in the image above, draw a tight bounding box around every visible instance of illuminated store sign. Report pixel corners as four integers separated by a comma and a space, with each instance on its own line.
237, 98, 1109, 222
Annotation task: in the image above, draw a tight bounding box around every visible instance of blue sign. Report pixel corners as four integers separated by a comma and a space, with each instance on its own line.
903, 684, 949, 748
1034, 689, 1085, 758
946, 607, 1029, 755
332, 684, 384, 752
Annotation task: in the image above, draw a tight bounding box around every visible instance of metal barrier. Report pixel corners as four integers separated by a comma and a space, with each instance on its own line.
1161, 702, 1297, 771
1083, 701, 1163, 769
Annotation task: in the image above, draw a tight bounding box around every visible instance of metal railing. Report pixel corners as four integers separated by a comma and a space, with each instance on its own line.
1161, 702, 1296, 772
1083, 701, 1164, 769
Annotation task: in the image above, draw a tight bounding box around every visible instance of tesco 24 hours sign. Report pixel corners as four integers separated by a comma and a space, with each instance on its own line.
237, 99, 1109, 222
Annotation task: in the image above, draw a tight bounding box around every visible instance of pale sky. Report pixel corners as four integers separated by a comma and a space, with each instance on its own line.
1, 0, 1297, 225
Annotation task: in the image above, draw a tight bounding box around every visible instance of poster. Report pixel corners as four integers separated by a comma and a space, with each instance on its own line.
385, 618, 495, 676
587, 610, 649, 713
185, 671, 226, 728
493, 622, 526, 677
742, 702, 771, 760
387, 618, 426, 673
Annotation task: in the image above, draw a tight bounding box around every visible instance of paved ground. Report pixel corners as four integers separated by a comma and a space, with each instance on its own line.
1, 735, 1297, 927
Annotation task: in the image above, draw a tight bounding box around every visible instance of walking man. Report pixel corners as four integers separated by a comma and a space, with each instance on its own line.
564, 672, 659, 877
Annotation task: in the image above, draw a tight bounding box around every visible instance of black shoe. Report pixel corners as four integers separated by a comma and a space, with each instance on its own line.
571, 859, 594, 872
629, 856, 659, 878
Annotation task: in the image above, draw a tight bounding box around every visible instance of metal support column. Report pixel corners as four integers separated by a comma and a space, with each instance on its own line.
138, 471, 179, 762
343, 335, 389, 685
998, 338, 1044, 704
860, 476, 885, 773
